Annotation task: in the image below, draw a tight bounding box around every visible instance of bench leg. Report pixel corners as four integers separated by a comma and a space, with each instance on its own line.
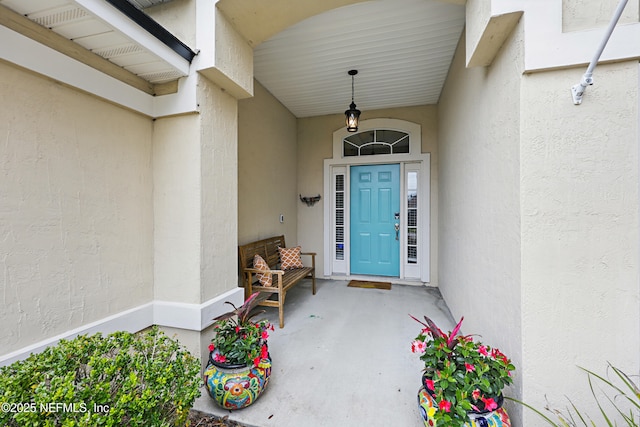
311, 275, 316, 295
278, 292, 285, 328
245, 273, 253, 300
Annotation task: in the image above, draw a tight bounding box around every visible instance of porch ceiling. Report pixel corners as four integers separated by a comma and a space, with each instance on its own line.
252, 0, 465, 118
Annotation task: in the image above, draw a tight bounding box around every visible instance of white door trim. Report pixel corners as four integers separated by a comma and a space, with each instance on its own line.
323, 119, 431, 282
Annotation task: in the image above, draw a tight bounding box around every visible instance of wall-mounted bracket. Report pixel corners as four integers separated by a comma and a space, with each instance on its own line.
300, 194, 321, 207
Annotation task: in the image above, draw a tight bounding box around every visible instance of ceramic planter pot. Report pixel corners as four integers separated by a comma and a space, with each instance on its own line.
418, 386, 511, 427
203, 350, 272, 410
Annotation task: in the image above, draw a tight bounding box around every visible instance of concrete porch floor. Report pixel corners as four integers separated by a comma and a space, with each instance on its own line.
193, 279, 456, 427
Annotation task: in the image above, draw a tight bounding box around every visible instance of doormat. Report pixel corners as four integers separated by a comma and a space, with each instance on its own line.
347, 280, 392, 290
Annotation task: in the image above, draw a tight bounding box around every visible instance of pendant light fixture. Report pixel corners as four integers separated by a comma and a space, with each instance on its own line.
345, 69, 361, 132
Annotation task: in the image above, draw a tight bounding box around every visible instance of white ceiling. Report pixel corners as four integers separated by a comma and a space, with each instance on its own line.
253, 0, 465, 118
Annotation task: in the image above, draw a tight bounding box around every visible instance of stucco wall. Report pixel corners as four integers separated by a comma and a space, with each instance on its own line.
153, 113, 201, 304
0, 61, 154, 353
438, 22, 523, 414
297, 105, 439, 279
563, 0, 638, 32
440, 8, 640, 425
217, 0, 368, 47
238, 80, 298, 247
199, 75, 241, 301
465, 0, 492, 65
520, 61, 640, 421
144, 0, 196, 48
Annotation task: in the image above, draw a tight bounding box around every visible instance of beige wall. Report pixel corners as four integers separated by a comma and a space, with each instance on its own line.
0, 61, 154, 353
520, 61, 639, 420
0, 0, 249, 361
297, 105, 439, 279
153, 113, 201, 303
438, 23, 524, 416
440, 9, 640, 425
238, 80, 298, 247
199, 75, 241, 300
144, 0, 196, 48
563, 0, 638, 32
217, 0, 368, 47
153, 75, 242, 303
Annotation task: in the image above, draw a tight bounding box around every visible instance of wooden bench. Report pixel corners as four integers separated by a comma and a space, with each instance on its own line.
238, 235, 316, 328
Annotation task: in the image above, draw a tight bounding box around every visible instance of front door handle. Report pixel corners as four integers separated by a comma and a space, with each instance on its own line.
394, 223, 400, 240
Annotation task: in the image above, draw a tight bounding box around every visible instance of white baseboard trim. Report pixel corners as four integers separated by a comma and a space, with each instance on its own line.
153, 287, 244, 331
0, 287, 245, 367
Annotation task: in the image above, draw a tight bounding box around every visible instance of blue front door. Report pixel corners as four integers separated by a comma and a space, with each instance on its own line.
350, 164, 400, 276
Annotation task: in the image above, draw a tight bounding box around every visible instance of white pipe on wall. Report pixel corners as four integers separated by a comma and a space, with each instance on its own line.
571, 0, 629, 105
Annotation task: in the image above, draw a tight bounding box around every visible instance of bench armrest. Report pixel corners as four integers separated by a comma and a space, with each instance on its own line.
300, 251, 316, 269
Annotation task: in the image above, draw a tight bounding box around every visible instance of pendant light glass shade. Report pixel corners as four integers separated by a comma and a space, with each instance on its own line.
345, 70, 361, 132
345, 102, 361, 132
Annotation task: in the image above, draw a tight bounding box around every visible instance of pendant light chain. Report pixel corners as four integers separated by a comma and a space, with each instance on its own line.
351, 73, 355, 103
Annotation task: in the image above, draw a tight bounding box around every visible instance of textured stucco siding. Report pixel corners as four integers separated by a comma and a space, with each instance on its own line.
520, 61, 640, 420
238, 80, 298, 247
143, 0, 196, 49
440, 4, 640, 423
153, 113, 201, 304
199, 75, 240, 302
563, 0, 638, 32
438, 21, 524, 415
0, 61, 154, 353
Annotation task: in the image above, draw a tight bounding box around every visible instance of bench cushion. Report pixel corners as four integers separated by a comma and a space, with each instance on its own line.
253, 254, 272, 287
278, 246, 304, 270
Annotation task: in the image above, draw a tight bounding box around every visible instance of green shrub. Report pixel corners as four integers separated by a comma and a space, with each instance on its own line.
0, 327, 201, 427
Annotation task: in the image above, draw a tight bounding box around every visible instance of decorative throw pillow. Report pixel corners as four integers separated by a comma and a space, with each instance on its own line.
253, 254, 272, 287
278, 246, 304, 270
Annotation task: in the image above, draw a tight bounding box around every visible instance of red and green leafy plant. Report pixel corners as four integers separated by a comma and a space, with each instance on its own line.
209, 292, 274, 367
411, 314, 515, 427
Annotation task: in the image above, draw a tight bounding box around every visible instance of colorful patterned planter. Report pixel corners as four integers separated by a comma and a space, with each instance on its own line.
203, 352, 272, 410
418, 387, 511, 427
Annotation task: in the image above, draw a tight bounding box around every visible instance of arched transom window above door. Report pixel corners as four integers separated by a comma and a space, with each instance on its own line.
343, 129, 410, 157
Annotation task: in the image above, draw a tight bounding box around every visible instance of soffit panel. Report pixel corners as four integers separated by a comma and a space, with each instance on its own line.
0, 0, 188, 84
128, 0, 173, 9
